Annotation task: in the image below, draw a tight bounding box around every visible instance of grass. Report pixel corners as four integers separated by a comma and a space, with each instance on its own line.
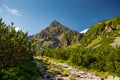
86, 36, 102, 48
39, 56, 70, 76
69, 77, 76, 80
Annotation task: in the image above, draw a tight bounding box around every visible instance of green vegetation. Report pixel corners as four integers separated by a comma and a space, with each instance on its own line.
1, 15, 120, 79
44, 46, 120, 77
86, 36, 102, 48
0, 60, 40, 80
42, 16, 120, 77
80, 16, 120, 47
42, 57, 70, 76
0, 18, 40, 80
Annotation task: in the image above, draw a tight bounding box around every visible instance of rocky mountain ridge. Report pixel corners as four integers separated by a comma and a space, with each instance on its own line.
30, 20, 83, 49
29, 16, 120, 49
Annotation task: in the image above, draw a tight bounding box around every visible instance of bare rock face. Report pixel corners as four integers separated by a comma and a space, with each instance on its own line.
29, 20, 83, 49
50, 20, 61, 27
105, 26, 113, 33
116, 24, 120, 29
110, 37, 120, 48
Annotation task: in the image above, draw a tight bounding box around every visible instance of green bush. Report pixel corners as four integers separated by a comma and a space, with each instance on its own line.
0, 18, 40, 80
44, 46, 120, 76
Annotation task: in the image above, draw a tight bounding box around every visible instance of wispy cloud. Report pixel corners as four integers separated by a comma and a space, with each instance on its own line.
80, 28, 89, 33
2, 5, 21, 16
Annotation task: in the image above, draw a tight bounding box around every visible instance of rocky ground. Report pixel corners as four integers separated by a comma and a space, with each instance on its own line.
36, 57, 120, 80
110, 37, 120, 48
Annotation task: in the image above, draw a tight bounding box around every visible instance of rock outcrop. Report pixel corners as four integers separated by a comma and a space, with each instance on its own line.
116, 24, 120, 29
110, 37, 120, 48
105, 26, 113, 33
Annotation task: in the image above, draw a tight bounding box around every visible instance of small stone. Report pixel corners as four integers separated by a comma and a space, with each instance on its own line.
43, 74, 47, 78
107, 76, 114, 80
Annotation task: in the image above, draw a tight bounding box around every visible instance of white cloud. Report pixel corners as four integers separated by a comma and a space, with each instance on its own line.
8, 9, 20, 16
3, 5, 20, 16
15, 27, 20, 32
80, 28, 89, 33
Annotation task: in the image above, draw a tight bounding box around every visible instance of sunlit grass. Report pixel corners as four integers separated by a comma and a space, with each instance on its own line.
86, 36, 102, 48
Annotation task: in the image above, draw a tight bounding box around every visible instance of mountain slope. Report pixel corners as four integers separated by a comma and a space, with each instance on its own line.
30, 20, 83, 49
30, 15, 120, 78
29, 16, 120, 49
80, 16, 120, 48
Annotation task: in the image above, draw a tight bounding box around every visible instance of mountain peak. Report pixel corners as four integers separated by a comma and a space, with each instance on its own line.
30, 20, 82, 48
50, 20, 61, 27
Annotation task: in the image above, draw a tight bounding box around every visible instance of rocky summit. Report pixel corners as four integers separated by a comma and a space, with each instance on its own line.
29, 20, 83, 49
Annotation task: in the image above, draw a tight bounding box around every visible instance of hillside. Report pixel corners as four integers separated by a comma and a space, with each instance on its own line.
29, 20, 83, 49
42, 16, 120, 77
80, 16, 120, 48
30, 16, 120, 49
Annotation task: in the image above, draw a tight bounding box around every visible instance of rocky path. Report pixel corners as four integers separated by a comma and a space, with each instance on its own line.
51, 62, 103, 80
36, 57, 120, 80
36, 61, 56, 80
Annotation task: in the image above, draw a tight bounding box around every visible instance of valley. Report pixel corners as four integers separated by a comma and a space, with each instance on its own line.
1, 15, 120, 80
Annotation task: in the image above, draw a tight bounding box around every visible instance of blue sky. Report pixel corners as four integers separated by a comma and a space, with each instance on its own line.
0, 0, 120, 35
